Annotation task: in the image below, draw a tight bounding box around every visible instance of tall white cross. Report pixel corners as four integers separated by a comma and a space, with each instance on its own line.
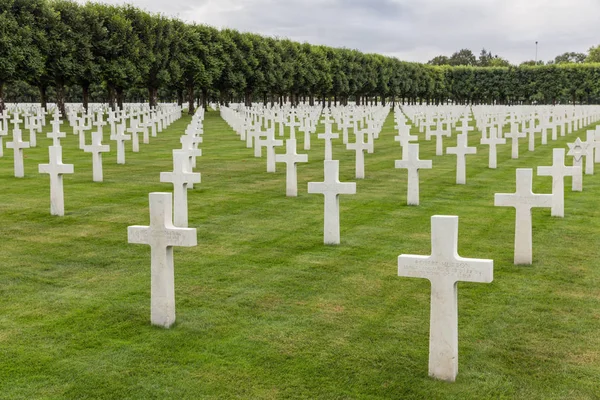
537, 148, 580, 217
48, 116, 67, 146
308, 160, 356, 244
398, 215, 493, 382
180, 134, 203, 170
128, 192, 197, 328
480, 127, 506, 169
394, 124, 418, 159
317, 122, 339, 161
6, 127, 30, 177
127, 118, 143, 152
259, 130, 283, 173
505, 124, 526, 159
494, 168, 553, 265
567, 137, 588, 191
275, 138, 308, 197
83, 131, 110, 182
585, 130, 596, 175
347, 131, 373, 179
426, 121, 450, 156
114, 124, 131, 165
395, 143, 432, 205
446, 133, 476, 184
38, 145, 74, 216
160, 150, 201, 227
524, 119, 539, 152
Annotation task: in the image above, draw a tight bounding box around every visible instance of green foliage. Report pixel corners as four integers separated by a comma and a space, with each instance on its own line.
5, 2, 600, 106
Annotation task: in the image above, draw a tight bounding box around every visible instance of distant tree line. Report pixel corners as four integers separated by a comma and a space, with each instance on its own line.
4, 0, 600, 115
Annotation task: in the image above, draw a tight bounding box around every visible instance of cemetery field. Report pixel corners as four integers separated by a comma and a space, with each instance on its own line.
2, 110, 600, 399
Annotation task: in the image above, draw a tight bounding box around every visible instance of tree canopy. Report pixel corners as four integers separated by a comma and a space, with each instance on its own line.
4, 0, 600, 111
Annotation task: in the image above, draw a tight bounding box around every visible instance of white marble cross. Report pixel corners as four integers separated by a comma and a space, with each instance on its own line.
394, 125, 418, 159
566, 138, 587, 191
494, 168, 553, 265
128, 192, 197, 328
114, 124, 131, 165
457, 116, 474, 136
446, 133, 476, 184
584, 131, 595, 175
318, 122, 339, 161
347, 132, 373, 179
6, 127, 30, 177
505, 125, 526, 159
480, 127, 506, 169
395, 143, 432, 205
48, 116, 67, 146
308, 160, 356, 244
180, 134, 203, 170
300, 120, 312, 150
537, 148, 579, 218
259, 130, 283, 173
398, 215, 493, 382
160, 150, 201, 227
524, 120, 539, 152
83, 131, 110, 182
127, 118, 143, 152
275, 139, 308, 196
426, 122, 450, 156
38, 145, 74, 216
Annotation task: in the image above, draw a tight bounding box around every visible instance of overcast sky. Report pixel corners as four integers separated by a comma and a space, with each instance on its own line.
79, 0, 600, 64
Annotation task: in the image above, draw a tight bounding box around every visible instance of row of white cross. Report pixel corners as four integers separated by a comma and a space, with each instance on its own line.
127, 109, 205, 329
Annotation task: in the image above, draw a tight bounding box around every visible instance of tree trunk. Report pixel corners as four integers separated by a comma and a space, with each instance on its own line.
55, 81, 67, 117
309, 95, 314, 106
39, 85, 48, 110
116, 87, 124, 110
202, 89, 208, 108
82, 83, 90, 112
107, 85, 116, 110
148, 86, 158, 108
177, 89, 184, 107
187, 84, 195, 115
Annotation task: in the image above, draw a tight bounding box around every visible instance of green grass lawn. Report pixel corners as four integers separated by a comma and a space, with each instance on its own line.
1, 109, 599, 399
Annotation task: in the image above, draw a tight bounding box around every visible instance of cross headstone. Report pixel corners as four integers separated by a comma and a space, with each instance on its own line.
275, 139, 308, 197
426, 121, 450, 156
480, 127, 506, 169
308, 160, 356, 244
259, 129, 283, 173
394, 125, 418, 159
398, 215, 493, 382
584, 131, 595, 175
160, 151, 201, 227
127, 118, 143, 152
6, 126, 30, 178
318, 122, 339, 161
505, 125, 526, 159
494, 168, 553, 265
114, 124, 131, 165
567, 137, 587, 192
446, 133, 476, 184
347, 131, 373, 179
394, 143, 432, 205
128, 192, 197, 328
83, 131, 110, 182
524, 120, 539, 152
47, 116, 67, 146
38, 145, 74, 216
537, 148, 580, 217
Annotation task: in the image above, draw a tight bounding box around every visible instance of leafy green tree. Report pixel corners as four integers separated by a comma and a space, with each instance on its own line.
449, 49, 477, 66
554, 52, 586, 64
585, 45, 600, 63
